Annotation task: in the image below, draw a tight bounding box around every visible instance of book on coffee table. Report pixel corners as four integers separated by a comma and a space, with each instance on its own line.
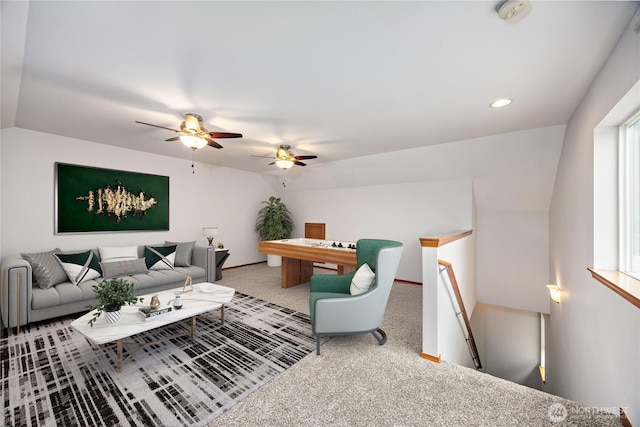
138, 306, 172, 320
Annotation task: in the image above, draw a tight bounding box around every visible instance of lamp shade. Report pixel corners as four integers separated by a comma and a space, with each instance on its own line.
203, 227, 218, 237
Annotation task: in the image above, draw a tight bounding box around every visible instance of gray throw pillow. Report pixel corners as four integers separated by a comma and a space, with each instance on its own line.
100, 258, 149, 279
165, 241, 195, 267
21, 248, 68, 289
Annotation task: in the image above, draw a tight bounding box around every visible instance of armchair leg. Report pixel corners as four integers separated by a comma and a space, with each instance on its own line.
316, 336, 321, 355
371, 328, 387, 346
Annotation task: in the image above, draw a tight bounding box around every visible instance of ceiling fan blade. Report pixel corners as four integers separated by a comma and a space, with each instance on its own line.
165, 136, 181, 142
251, 155, 276, 159
294, 161, 307, 166
268, 161, 276, 165
135, 121, 180, 133
294, 155, 317, 160
206, 138, 223, 149
207, 132, 243, 139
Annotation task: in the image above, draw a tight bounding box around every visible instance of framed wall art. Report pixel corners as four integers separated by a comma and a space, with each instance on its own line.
55, 163, 169, 233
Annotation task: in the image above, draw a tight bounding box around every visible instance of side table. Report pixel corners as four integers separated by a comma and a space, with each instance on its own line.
207, 248, 230, 282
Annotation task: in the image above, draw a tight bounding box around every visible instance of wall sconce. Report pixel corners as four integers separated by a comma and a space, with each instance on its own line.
546, 284, 561, 304
202, 227, 218, 246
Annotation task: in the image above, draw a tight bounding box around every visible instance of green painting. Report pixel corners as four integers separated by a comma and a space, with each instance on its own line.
56, 163, 169, 233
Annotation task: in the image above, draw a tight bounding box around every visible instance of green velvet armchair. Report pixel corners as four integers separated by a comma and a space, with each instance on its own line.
309, 239, 404, 355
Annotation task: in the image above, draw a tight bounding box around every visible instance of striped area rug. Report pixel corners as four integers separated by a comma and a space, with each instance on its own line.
1, 292, 322, 426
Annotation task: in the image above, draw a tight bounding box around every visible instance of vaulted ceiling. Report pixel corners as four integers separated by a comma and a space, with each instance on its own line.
2, 1, 637, 174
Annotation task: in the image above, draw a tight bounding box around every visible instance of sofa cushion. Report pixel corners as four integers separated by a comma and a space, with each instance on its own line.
31, 265, 207, 311
165, 241, 195, 267
21, 249, 68, 289
100, 258, 149, 279
55, 250, 102, 285
145, 245, 177, 270
99, 245, 138, 263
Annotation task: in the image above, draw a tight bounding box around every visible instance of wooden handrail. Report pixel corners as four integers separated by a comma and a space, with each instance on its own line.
438, 259, 482, 369
420, 230, 473, 248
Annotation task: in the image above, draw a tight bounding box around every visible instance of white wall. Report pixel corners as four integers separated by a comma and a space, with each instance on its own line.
548, 17, 640, 425
0, 127, 277, 266
476, 211, 550, 314
279, 125, 563, 287
470, 302, 542, 390
282, 179, 473, 283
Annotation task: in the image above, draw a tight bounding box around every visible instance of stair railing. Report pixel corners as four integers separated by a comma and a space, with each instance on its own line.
438, 259, 482, 369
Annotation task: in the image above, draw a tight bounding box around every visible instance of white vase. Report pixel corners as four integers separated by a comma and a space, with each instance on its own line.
105, 309, 121, 324
267, 254, 282, 267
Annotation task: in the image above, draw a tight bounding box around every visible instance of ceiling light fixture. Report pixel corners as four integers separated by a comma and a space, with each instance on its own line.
496, 0, 531, 22
275, 159, 295, 170
275, 145, 295, 170
490, 98, 513, 108
179, 135, 208, 150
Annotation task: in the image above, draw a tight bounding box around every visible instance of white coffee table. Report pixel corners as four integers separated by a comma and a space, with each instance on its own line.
71, 282, 235, 372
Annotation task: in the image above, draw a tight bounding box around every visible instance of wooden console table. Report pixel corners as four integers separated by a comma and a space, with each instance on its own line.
258, 239, 357, 288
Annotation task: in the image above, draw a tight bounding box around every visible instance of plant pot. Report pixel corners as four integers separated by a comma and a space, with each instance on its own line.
105, 309, 121, 324
267, 254, 282, 267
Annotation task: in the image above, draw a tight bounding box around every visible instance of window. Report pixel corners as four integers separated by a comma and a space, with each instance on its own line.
620, 111, 640, 280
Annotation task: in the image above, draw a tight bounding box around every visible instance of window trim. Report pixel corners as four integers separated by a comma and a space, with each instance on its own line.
619, 111, 640, 280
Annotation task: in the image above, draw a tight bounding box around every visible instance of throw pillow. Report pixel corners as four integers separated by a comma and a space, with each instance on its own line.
100, 258, 149, 279
350, 263, 376, 295
144, 245, 177, 270
54, 250, 102, 285
99, 245, 139, 263
21, 248, 68, 289
165, 241, 195, 267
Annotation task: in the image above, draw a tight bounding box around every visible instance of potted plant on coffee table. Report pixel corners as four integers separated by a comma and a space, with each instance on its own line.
87, 277, 143, 327
255, 195, 294, 267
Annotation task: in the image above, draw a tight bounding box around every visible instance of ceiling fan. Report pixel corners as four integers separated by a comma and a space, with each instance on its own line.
135, 113, 242, 150
252, 144, 318, 170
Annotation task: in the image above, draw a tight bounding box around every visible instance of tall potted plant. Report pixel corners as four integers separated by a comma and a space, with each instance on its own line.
255, 196, 294, 267
87, 277, 143, 327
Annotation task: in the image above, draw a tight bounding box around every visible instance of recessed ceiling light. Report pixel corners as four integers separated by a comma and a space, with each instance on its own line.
490, 98, 513, 108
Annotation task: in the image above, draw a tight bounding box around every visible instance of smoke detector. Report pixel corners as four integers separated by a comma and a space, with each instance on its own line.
497, 0, 531, 22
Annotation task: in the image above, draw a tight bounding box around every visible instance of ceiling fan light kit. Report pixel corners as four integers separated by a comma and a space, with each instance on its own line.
136, 113, 242, 152
250, 144, 318, 170
179, 135, 208, 150
136, 114, 318, 171
275, 159, 295, 170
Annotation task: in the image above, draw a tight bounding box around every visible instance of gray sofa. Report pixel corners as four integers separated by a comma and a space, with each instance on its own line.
0, 243, 210, 329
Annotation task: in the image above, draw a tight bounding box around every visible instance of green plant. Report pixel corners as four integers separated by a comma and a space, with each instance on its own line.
255, 196, 294, 241
87, 277, 143, 327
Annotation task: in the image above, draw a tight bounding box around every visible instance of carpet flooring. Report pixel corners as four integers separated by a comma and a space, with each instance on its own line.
209, 264, 624, 427
1, 292, 322, 427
